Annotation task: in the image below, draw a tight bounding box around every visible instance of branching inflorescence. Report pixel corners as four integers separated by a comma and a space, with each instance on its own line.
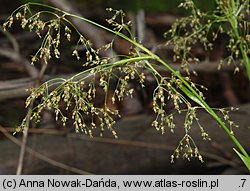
3, 1, 250, 168
165, 0, 250, 77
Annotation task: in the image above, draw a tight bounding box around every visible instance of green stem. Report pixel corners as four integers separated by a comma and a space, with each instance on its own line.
221, 1, 250, 82
156, 57, 249, 158
25, 2, 250, 158
232, 28, 250, 82
240, 44, 250, 82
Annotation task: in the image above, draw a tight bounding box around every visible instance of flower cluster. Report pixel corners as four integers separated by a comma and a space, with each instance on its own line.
218, 107, 239, 136
164, 0, 209, 74
19, 79, 120, 137
164, 0, 249, 74
171, 134, 204, 163
3, 4, 142, 137
4, 2, 241, 164
106, 8, 132, 32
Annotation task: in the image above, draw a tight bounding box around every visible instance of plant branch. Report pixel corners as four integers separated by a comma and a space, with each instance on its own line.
0, 126, 93, 175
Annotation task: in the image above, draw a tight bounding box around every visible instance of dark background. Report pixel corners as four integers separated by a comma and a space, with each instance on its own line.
0, 0, 249, 175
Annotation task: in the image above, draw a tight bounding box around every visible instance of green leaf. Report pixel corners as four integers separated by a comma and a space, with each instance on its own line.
180, 85, 206, 109
234, 148, 250, 171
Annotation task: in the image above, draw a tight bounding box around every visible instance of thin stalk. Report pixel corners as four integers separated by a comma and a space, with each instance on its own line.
233, 27, 250, 82
70, 10, 249, 158
220, 1, 250, 81
23, 2, 250, 159
155, 57, 249, 158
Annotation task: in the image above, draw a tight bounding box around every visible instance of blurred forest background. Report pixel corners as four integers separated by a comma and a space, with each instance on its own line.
0, 0, 249, 175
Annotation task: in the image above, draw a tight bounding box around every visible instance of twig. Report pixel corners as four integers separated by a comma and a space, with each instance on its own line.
47, 0, 115, 57
68, 134, 247, 172
136, 9, 146, 43
0, 126, 93, 175
0, 31, 37, 44
16, 62, 47, 175
0, 58, 243, 102
0, 26, 39, 78
16, 99, 34, 175
3, 127, 69, 135
1, 124, 247, 173
0, 25, 19, 52
0, 72, 87, 101
0, 48, 39, 78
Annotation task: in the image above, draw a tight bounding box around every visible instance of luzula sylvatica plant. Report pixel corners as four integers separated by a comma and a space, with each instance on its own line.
3, 0, 250, 170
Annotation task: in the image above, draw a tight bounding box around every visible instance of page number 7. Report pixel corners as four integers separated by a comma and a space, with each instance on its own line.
241, 179, 246, 187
